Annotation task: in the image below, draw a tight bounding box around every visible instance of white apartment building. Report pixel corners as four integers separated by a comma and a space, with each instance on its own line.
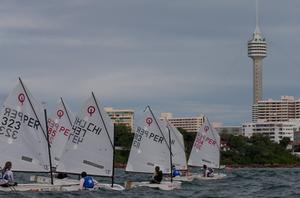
252, 96, 300, 122
160, 112, 204, 133
242, 119, 300, 143
104, 107, 134, 133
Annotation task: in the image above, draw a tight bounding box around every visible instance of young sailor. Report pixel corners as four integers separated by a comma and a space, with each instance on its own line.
0, 161, 17, 187
150, 166, 163, 184
172, 165, 181, 177
79, 172, 96, 190
56, 172, 68, 179
203, 164, 214, 177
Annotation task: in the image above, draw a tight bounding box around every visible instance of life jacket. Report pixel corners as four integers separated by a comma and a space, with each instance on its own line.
207, 168, 214, 177
172, 169, 180, 177
83, 176, 94, 188
154, 171, 163, 183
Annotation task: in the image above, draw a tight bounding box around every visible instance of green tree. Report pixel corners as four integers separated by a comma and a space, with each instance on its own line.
114, 124, 134, 149
279, 137, 291, 149
114, 124, 134, 164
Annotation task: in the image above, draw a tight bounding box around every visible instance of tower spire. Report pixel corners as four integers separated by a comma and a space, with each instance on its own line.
255, 0, 261, 34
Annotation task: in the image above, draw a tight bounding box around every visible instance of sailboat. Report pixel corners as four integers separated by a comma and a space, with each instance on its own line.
125, 106, 181, 190
0, 78, 65, 192
48, 97, 75, 168
30, 98, 80, 186
163, 120, 193, 182
56, 92, 124, 191
187, 116, 226, 180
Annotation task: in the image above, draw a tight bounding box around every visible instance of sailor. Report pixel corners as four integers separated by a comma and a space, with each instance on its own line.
79, 171, 95, 190
150, 166, 163, 184
203, 164, 214, 177
56, 172, 68, 179
0, 161, 17, 187
172, 165, 181, 177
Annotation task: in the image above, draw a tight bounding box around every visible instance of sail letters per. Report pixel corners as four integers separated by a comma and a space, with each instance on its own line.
0, 107, 41, 140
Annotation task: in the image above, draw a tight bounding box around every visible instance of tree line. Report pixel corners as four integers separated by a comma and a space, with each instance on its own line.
114, 125, 300, 166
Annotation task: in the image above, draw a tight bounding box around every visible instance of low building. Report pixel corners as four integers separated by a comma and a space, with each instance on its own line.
160, 112, 204, 133
242, 119, 300, 143
104, 107, 134, 133
214, 125, 242, 136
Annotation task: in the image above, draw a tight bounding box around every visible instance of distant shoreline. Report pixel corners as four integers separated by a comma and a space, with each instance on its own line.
224, 163, 300, 168
114, 163, 300, 169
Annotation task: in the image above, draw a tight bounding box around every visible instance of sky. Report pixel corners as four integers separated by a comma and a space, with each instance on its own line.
0, 0, 299, 125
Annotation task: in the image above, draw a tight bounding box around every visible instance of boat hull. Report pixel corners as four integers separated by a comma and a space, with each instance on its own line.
125, 181, 181, 191
165, 175, 194, 182
192, 173, 227, 180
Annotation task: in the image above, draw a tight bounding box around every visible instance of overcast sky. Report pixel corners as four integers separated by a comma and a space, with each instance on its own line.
0, 0, 299, 125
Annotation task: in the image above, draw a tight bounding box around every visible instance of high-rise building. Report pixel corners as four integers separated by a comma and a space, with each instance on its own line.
252, 96, 300, 122
104, 107, 134, 133
248, 2, 267, 104
160, 112, 204, 133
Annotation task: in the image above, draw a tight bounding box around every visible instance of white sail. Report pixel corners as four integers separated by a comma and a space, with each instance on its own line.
188, 117, 220, 168
164, 121, 187, 170
48, 98, 75, 167
57, 93, 114, 176
126, 108, 171, 174
0, 79, 49, 172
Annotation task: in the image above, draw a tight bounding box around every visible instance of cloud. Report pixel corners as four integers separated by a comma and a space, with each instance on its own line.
0, 0, 298, 125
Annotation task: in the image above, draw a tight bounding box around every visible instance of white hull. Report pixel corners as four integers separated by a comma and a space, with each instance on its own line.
0, 183, 69, 192
165, 175, 194, 182
0, 182, 125, 192
61, 183, 125, 191
29, 175, 125, 191
125, 181, 181, 191
192, 173, 226, 180
30, 175, 79, 185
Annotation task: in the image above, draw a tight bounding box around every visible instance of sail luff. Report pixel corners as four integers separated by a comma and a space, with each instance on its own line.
44, 109, 54, 184
147, 106, 172, 154
60, 97, 73, 128
91, 92, 114, 149
19, 77, 47, 139
91, 92, 115, 186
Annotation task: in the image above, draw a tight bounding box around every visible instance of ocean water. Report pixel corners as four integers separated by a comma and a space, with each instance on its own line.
1, 168, 300, 198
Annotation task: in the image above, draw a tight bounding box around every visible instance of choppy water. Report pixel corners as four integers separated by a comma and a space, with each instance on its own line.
1, 168, 300, 198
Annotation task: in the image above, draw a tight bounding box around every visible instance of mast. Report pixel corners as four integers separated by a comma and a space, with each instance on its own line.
91, 92, 115, 187
206, 117, 221, 168
44, 109, 54, 184
167, 125, 173, 182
